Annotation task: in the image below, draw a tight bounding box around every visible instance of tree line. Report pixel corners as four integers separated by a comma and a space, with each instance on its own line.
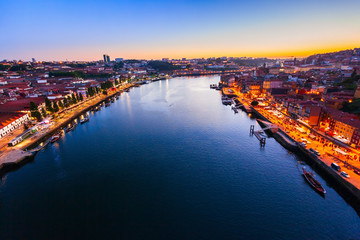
29, 80, 119, 121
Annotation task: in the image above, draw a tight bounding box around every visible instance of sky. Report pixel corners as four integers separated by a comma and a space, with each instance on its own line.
1, 0, 360, 61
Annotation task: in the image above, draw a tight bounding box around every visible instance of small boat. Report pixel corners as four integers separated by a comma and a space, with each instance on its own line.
302, 167, 326, 194
66, 124, 75, 132
105, 102, 110, 107
111, 98, 114, 103
80, 117, 89, 124
210, 84, 217, 89
116, 96, 119, 100
221, 96, 232, 105
50, 135, 60, 143
231, 106, 238, 113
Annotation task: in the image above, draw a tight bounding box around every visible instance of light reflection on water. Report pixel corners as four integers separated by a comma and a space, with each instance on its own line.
0, 76, 359, 240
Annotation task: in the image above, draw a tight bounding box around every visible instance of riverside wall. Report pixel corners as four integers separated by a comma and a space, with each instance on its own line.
0, 85, 133, 174
250, 106, 360, 209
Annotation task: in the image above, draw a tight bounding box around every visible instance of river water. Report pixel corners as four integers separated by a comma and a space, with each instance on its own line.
0, 76, 359, 240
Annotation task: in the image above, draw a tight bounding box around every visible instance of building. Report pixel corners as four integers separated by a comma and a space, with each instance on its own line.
0, 112, 30, 139
103, 54, 110, 63
287, 100, 322, 126
263, 79, 283, 92
115, 58, 123, 62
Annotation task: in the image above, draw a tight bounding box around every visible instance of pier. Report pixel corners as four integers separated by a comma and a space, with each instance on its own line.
250, 125, 266, 147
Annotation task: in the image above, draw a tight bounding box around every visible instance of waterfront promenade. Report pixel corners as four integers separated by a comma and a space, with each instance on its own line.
0, 83, 134, 171
226, 87, 360, 193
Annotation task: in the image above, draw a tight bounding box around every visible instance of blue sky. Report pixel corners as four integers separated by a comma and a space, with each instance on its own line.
1, 0, 359, 60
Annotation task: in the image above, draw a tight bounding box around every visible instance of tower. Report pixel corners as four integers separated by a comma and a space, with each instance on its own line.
103, 54, 110, 63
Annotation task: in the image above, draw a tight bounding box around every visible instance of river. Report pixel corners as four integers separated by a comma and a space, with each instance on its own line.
0, 76, 359, 240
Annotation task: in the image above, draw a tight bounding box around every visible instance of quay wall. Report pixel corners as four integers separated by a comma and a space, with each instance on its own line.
24, 87, 129, 151
0, 85, 133, 176
298, 145, 360, 211
250, 106, 360, 206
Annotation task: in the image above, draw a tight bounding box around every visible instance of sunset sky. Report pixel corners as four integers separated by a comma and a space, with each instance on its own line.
1, 0, 360, 61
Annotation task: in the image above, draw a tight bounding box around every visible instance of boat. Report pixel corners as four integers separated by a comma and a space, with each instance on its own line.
210, 84, 217, 89
231, 106, 238, 113
66, 124, 75, 132
80, 117, 89, 124
302, 167, 326, 194
50, 135, 60, 143
105, 102, 110, 107
221, 96, 232, 105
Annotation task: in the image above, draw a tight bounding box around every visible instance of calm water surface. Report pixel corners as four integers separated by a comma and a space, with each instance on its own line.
1, 76, 359, 240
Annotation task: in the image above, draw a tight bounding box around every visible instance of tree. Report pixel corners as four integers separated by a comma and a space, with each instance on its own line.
32, 110, 42, 121
72, 93, 77, 104
45, 97, 53, 112
67, 96, 72, 106
41, 108, 47, 118
30, 101, 37, 111
63, 98, 69, 107
251, 101, 259, 107
58, 100, 64, 109
29, 101, 41, 121
79, 93, 84, 101
102, 90, 108, 95
52, 101, 59, 112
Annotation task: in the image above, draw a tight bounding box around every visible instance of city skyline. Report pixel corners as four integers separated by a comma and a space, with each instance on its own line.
1, 0, 360, 61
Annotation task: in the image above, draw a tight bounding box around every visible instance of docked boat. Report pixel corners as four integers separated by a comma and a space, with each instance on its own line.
66, 124, 75, 132
80, 117, 89, 124
302, 167, 326, 194
221, 96, 232, 105
105, 102, 111, 107
210, 84, 217, 89
50, 135, 60, 143
231, 106, 239, 113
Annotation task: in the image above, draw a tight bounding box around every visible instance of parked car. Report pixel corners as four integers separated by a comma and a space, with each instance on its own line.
354, 169, 360, 175
331, 162, 341, 172
313, 150, 320, 156
341, 171, 350, 178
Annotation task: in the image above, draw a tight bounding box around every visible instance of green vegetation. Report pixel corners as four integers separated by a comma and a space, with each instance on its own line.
342, 99, 360, 114
100, 81, 113, 90
0, 64, 10, 71
231, 58, 276, 67
251, 100, 259, 107
113, 62, 124, 71
71, 93, 77, 104
9, 64, 30, 72
148, 61, 181, 71
45, 97, 53, 112
41, 108, 47, 118
52, 101, 59, 113
335, 70, 360, 90
29, 101, 42, 121
87, 87, 98, 97
49, 71, 111, 79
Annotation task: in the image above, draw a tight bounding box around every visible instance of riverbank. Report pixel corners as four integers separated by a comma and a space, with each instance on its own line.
0, 83, 135, 174
236, 98, 360, 210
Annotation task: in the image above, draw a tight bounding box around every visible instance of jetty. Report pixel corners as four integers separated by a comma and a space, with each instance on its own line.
0, 149, 33, 171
